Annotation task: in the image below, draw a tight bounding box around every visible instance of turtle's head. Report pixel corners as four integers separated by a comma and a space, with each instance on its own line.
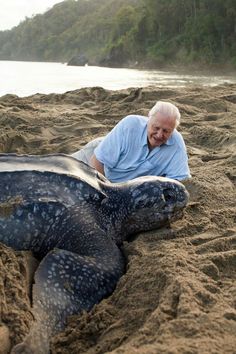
122, 176, 189, 235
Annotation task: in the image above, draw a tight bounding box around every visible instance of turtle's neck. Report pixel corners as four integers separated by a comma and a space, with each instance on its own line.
98, 189, 130, 246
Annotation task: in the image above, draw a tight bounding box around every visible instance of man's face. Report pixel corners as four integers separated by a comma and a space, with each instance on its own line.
147, 112, 176, 149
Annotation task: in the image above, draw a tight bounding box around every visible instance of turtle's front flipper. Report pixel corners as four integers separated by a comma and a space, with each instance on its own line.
11, 247, 125, 354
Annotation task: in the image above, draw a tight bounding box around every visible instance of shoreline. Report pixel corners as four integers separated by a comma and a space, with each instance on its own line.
2, 57, 236, 74
1, 61, 236, 99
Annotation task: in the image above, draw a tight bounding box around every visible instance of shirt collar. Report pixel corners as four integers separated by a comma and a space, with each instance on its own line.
165, 132, 175, 146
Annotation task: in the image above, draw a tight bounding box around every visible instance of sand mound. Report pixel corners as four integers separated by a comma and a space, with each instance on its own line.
0, 84, 235, 353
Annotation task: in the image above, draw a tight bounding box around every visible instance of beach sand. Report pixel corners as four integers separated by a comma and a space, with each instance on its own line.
0, 84, 235, 353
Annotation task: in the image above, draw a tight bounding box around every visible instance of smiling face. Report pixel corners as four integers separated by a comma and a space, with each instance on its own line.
147, 112, 176, 149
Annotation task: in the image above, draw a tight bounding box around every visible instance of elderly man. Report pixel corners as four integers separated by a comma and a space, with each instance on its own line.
72, 101, 191, 182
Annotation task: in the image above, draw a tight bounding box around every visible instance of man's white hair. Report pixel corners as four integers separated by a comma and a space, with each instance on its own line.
148, 101, 181, 127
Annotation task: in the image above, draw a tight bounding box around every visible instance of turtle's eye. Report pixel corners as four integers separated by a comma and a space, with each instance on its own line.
163, 188, 175, 204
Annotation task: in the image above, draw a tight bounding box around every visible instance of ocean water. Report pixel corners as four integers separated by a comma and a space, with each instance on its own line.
0, 60, 235, 97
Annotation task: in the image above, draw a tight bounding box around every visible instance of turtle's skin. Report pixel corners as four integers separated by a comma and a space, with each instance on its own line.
0, 154, 189, 354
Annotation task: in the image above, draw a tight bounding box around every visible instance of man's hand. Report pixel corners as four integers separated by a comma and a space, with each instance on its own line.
90, 154, 105, 175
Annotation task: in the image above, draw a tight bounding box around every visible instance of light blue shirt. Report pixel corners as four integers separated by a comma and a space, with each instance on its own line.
94, 115, 191, 183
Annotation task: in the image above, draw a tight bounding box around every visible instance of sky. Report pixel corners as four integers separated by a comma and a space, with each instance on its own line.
0, 0, 63, 31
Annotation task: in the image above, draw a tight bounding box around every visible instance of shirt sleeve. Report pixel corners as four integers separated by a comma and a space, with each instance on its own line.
167, 149, 191, 180
94, 118, 126, 168
165, 134, 191, 181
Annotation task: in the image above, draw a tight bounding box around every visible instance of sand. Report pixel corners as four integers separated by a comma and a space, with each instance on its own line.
0, 84, 235, 353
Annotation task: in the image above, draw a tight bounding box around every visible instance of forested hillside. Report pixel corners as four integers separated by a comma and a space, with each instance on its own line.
0, 0, 235, 68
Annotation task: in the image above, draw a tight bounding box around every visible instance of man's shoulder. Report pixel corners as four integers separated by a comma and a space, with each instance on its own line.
121, 114, 148, 128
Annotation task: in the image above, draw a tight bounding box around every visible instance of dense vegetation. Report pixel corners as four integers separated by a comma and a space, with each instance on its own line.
0, 0, 235, 68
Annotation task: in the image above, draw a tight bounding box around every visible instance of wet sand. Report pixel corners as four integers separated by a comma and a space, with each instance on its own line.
0, 84, 235, 353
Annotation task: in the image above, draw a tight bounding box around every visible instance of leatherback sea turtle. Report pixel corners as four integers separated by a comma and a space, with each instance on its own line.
0, 153, 189, 354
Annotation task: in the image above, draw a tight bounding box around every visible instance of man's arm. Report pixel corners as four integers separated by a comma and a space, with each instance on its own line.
90, 154, 105, 175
